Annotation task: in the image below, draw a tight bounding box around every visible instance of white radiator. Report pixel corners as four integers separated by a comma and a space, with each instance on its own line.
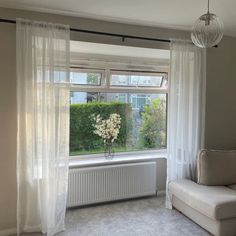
67, 161, 156, 207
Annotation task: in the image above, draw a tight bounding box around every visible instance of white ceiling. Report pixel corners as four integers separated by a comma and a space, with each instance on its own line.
0, 0, 236, 37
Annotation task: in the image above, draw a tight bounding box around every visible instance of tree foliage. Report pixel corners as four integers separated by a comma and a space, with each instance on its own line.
87, 73, 99, 85
140, 98, 166, 148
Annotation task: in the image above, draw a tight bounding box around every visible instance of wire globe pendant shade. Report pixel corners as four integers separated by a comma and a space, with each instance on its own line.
191, 0, 224, 48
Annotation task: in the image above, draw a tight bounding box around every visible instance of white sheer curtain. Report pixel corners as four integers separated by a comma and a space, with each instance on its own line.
166, 40, 206, 209
16, 18, 70, 236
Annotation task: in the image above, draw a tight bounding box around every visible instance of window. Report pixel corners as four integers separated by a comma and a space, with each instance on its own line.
70, 68, 104, 86
110, 70, 166, 88
70, 69, 168, 157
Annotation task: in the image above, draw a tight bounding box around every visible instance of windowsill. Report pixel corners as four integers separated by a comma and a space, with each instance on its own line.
69, 149, 167, 168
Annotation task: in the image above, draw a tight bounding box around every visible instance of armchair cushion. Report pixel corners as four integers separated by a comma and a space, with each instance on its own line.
197, 149, 236, 186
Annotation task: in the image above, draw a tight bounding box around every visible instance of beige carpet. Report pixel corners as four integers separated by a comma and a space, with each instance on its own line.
18, 195, 210, 236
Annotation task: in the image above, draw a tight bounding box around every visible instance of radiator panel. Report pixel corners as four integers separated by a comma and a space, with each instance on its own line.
67, 162, 156, 207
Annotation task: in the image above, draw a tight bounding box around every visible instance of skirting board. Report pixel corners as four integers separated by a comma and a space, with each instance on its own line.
0, 228, 17, 236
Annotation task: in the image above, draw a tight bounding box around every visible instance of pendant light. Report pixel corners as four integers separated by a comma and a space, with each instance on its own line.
191, 0, 224, 48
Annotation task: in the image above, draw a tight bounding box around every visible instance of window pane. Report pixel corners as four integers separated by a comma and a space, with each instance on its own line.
70, 70, 101, 85
110, 72, 166, 87
70, 92, 167, 156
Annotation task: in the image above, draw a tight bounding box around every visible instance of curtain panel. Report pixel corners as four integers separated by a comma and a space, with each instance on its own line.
166, 40, 206, 209
16, 18, 70, 236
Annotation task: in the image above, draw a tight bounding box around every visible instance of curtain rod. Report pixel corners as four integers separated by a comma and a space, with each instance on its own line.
0, 18, 171, 43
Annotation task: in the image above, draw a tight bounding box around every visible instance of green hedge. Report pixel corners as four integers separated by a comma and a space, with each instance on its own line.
70, 102, 132, 153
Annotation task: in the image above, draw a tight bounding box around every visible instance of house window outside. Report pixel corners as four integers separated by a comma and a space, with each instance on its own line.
70, 69, 168, 157
117, 94, 127, 103
131, 94, 151, 109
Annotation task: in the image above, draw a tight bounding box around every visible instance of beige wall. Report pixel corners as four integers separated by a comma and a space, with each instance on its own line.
0, 6, 236, 232
0, 23, 17, 231
205, 36, 236, 149
156, 158, 167, 191
0, 7, 190, 49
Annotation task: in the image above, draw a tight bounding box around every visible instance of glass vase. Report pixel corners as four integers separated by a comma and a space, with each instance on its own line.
104, 143, 114, 160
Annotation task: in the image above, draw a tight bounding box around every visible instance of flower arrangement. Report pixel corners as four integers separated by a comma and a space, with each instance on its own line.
92, 113, 121, 144
92, 113, 121, 159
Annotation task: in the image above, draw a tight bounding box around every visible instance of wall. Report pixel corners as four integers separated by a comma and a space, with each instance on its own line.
0, 7, 190, 49
0, 6, 236, 233
205, 36, 236, 149
0, 23, 17, 233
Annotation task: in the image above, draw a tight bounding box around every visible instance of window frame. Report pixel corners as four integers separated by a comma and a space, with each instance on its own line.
70, 68, 168, 94
110, 69, 167, 88
69, 66, 169, 159
70, 67, 106, 86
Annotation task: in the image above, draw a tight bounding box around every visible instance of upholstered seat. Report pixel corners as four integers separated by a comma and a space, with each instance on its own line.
169, 179, 236, 220
169, 150, 236, 236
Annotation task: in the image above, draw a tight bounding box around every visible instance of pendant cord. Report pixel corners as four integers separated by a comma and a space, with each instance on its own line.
207, 0, 210, 13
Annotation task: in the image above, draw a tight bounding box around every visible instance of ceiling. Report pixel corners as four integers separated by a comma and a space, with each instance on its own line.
0, 0, 236, 37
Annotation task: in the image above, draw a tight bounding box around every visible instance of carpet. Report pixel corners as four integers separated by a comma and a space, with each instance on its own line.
19, 195, 210, 236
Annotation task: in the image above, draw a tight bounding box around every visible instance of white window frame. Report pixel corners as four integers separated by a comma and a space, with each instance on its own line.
70, 68, 168, 94
69, 62, 169, 159
70, 67, 106, 86
110, 70, 166, 88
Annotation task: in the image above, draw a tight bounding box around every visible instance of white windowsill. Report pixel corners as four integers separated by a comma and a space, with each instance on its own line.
69, 149, 167, 168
